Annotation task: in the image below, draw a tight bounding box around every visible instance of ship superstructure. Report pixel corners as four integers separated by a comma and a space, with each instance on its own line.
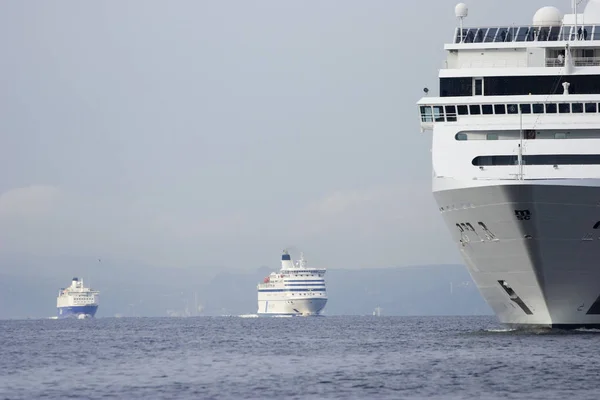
418, 1, 600, 328
257, 250, 327, 316
56, 277, 99, 319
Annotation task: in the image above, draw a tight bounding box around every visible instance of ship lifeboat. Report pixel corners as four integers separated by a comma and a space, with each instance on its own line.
263, 277, 270, 283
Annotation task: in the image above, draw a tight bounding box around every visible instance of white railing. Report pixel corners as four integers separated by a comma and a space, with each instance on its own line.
546, 57, 600, 67
454, 25, 597, 44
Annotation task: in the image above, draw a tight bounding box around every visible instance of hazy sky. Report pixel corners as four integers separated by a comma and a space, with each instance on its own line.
0, 0, 558, 271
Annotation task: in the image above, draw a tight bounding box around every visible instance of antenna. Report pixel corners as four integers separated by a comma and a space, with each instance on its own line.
518, 105, 523, 180
574, 0, 587, 39
455, 3, 468, 43
574, 0, 578, 40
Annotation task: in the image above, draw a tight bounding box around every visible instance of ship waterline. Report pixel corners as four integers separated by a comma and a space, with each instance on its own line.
257, 298, 327, 316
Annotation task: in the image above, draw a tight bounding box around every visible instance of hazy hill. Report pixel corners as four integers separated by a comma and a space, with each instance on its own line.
0, 254, 491, 319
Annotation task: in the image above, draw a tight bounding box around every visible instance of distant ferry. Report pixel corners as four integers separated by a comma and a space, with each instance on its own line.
257, 250, 327, 316
57, 277, 99, 319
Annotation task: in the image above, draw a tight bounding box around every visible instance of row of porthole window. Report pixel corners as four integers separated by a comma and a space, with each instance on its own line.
420, 102, 600, 123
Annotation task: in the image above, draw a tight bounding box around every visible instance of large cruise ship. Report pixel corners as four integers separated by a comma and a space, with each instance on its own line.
418, 1, 600, 328
257, 250, 327, 316
56, 277, 100, 319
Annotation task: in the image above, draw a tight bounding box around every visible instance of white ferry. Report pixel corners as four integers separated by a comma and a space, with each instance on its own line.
418, 1, 600, 328
56, 277, 99, 319
257, 250, 327, 316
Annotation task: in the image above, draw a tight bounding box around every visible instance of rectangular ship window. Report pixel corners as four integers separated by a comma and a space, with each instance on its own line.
445, 105, 457, 122
484, 28, 497, 42
457, 105, 469, 115
520, 104, 531, 113
507, 104, 518, 114
546, 103, 557, 113
515, 26, 532, 42
469, 105, 481, 115
532, 104, 544, 114
474, 78, 483, 96
559, 103, 571, 113
586, 103, 598, 113
537, 27, 550, 41
433, 106, 445, 122
572, 103, 584, 113
420, 106, 433, 122
494, 104, 506, 114
482, 104, 493, 114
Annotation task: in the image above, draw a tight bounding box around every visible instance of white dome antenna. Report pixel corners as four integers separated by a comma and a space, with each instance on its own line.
533, 6, 563, 27
455, 3, 468, 42
455, 3, 468, 18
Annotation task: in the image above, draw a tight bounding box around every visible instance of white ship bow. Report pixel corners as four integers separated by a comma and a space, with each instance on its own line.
436, 178, 600, 327
418, 1, 600, 328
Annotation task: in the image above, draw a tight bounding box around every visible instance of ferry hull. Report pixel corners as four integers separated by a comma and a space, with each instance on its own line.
57, 305, 98, 319
434, 179, 600, 328
257, 298, 327, 316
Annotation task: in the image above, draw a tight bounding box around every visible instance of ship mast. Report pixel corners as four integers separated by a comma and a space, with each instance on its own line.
574, 0, 578, 40
574, 1, 589, 40
455, 3, 468, 43
518, 105, 523, 180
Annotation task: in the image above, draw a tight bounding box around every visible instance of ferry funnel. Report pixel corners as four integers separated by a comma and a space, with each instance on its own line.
281, 249, 294, 269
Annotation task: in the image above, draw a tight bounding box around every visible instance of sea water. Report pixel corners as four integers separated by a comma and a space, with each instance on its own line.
1, 316, 598, 399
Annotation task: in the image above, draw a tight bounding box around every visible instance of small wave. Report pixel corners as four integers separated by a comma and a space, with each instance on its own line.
575, 328, 600, 333
238, 314, 259, 318
477, 326, 600, 336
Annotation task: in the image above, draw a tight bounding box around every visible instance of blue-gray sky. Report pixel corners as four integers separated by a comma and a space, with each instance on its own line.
0, 0, 557, 270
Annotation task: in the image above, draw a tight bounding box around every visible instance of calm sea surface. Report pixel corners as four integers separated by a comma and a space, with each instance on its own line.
1, 316, 599, 399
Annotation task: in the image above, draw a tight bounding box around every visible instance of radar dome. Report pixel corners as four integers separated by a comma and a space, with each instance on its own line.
584, 0, 600, 24
532, 6, 562, 27
455, 3, 468, 18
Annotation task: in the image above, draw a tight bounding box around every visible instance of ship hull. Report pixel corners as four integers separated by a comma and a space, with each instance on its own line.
434, 179, 600, 328
257, 298, 327, 316
57, 305, 98, 319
